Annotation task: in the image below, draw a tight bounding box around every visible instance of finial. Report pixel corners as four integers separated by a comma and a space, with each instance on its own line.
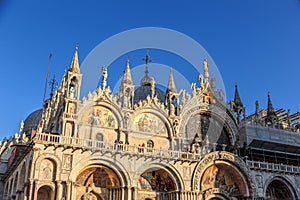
126, 56, 130, 65
75, 42, 79, 51
235, 82, 238, 88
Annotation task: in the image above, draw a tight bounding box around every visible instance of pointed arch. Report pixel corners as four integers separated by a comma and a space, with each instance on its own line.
13, 172, 19, 195
19, 162, 27, 188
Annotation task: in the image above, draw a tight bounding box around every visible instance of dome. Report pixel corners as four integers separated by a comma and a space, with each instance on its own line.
134, 85, 165, 104
140, 74, 153, 86
23, 109, 42, 136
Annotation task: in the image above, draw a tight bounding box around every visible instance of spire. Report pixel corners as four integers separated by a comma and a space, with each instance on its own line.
266, 92, 277, 127
267, 92, 276, 116
118, 58, 134, 110
122, 58, 133, 85
234, 83, 243, 108
232, 83, 245, 124
69, 44, 80, 73
166, 67, 177, 93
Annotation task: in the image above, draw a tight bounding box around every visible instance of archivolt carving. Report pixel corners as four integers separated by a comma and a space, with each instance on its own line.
192, 151, 257, 197
130, 108, 174, 139
34, 154, 61, 181
178, 104, 238, 145
39, 159, 56, 181
78, 100, 124, 129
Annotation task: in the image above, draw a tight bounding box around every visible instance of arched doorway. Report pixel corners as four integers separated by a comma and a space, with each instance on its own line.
266, 179, 294, 200
138, 168, 177, 199
208, 195, 229, 200
75, 165, 121, 200
200, 163, 248, 199
37, 185, 54, 200
81, 191, 103, 200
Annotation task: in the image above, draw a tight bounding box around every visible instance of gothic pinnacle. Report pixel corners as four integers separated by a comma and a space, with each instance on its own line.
69, 44, 80, 73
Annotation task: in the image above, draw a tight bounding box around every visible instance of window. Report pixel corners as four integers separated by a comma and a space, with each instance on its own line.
96, 133, 104, 141
147, 140, 154, 148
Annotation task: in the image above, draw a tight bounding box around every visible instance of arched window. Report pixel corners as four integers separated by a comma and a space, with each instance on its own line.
4, 182, 8, 197
147, 140, 154, 148
13, 173, 18, 194
96, 133, 104, 141
266, 180, 293, 200
9, 179, 13, 196
69, 76, 78, 99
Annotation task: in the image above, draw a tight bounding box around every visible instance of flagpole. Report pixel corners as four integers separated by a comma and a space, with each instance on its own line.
43, 53, 52, 103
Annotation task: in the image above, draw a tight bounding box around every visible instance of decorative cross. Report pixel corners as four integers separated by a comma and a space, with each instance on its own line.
142, 49, 152, 66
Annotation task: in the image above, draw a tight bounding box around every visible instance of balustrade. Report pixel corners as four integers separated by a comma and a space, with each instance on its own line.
246, 160, 300, 174
33, 133, 204, 161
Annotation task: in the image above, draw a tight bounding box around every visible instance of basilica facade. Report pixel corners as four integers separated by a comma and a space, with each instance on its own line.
0, 47, 300, 200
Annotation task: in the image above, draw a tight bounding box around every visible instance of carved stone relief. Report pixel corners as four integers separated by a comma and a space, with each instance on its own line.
62, 154, 72, 170
39, 159, 55, 180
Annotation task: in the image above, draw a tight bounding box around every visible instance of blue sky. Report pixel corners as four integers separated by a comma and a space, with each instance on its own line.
0, 0, 300, 138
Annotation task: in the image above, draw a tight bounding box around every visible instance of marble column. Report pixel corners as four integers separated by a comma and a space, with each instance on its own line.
126, 187, 131, 200
32, 180, 38, 200
131, 187, 138, 200
27, 180, 34, 200
56, 181, 62, 200
70, 182, 75, 200
66, 181, 71, 200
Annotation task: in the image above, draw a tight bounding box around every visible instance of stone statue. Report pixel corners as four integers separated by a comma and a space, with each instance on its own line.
101, 66, 108, 89
150, 78, 155, 98
191, 83, 197, 96
198, 74, 205, 90
180, 89, 186, 105
211, 77, 216, 91
19, 120, 24, 133
170, 103, 175, 116
203, 58, 209, 82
